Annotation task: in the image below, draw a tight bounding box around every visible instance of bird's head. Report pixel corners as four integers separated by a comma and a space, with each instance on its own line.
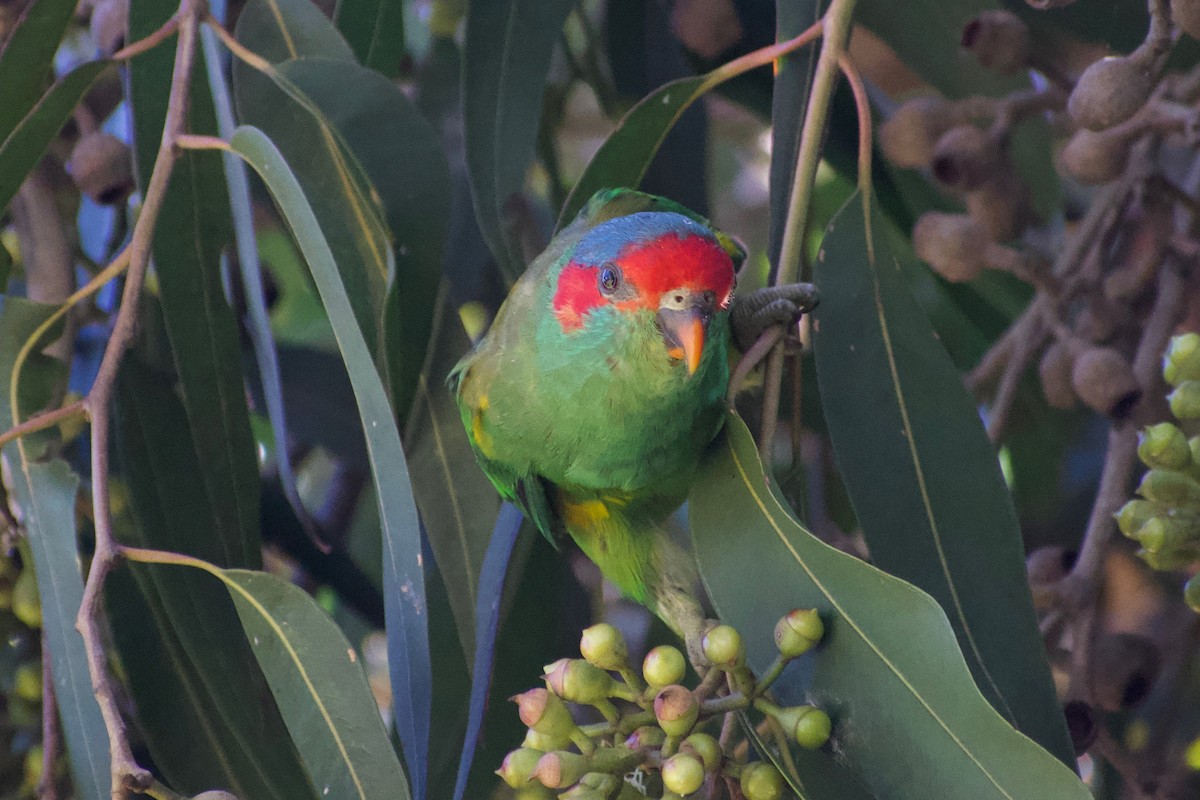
551, 212, 738, 375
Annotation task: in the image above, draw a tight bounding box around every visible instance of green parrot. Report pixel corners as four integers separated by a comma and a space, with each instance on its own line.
450, 188, 814, 662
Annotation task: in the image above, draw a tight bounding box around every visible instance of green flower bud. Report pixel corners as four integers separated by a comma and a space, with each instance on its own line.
513, 688, 579, 740
13, 662, 42, 703
533, 750, 589, 788
514, 786, 555, 800
543, 659, 614, 704
788, 706, 833, 749
1184, 573, 1200, 612
497, 748, 543, 787
654, 685, 700, 737
662, 753, 706, 795
522, 728, 571, 752
1139, 423, 1192, 470
774, 609, 824, 658
1116, 499, 1162, 539
1139, 546, 1199, 570
643, 645, 686, 687
1191, 436, 1200, 470
1164, 333, 1200, 386
1133, 516, 1199, 553
680, 733, 721, 771
625, 726, 666, 750
702, 625, 745, 671
558, 784, 607, 800
1170, 381, 1200, 420
1137, 469, 1200, 506
580, 623, 629, 671
12, 568, 41, 629
740, 762, 784, 800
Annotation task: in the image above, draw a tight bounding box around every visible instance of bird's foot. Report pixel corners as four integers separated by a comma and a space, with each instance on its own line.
683, 618, 721, 677
731, 283, 819, 352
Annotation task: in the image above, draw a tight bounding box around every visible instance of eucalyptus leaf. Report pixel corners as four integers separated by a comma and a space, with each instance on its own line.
0, 0, 77, 146
690, 413, 1091, 800
334, 0, 406, 77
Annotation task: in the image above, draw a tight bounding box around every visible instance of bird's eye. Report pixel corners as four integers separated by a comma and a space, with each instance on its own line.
598, 264, 621, 294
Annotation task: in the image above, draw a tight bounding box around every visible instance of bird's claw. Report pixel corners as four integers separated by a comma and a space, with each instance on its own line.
683, 618, 721, 677
731, 283, 819, 353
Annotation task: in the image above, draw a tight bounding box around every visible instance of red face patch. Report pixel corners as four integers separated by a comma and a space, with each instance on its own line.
552, 233, 735, 331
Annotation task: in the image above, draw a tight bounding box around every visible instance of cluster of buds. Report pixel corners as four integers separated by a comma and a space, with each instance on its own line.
1115, 334, 1200, 605
499, 611, 830, 799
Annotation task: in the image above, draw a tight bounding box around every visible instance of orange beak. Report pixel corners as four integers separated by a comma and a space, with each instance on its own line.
658, 301, 712, 376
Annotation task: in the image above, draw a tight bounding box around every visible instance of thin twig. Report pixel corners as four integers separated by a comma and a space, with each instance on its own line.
986, 314, 1048, 441
111, 13, 182, 61
75, 3, 204, 796
40, 637, 61, 800
0, 401, 85, 450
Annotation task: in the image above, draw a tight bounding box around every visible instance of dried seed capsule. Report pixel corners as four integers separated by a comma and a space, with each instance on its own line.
497, 748, 545, 788
66, 131, 134, 205
662, 753, 706, 795
965, 169, 1033, 242
1068, 56, 1153, 131
931, 125, 1003, 190
89, 0, 128, 57
1058, 128, 1131, 185
774, 608, 824, 658
1070, 346, 1141, 418
912, 212, 989, 282
1165, 333, 1200, 385
740, 762, 784, 800
701, 624, 745, 670
643, 645, 686, 688
961, 11, 1031, 75
1169, 381, 1200, 419
1026, 546, 1075, 585
1089, 632, 1160, 711
579, 623, 629, 671
1138, 423, 1192, 470
654, 685, 699, 737
1038, 341, 1078, 410
1173, 0, 1200, 40
879, 96, 957, 168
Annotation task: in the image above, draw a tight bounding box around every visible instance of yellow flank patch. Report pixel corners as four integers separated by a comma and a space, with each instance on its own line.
562, 499, 610, 529
471, 407, 495, 458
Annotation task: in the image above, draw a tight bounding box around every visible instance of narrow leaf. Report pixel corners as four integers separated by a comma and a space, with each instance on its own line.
452, 504, 523, 800
0, 61, 109, 214
0, 0, 77, 144
228, 124, 430, 798
463, 0, 574, 279
236, 0, 357, 63
334, 0, 406, 77
691, 414, 1091, 800
812, 194, 1074, 764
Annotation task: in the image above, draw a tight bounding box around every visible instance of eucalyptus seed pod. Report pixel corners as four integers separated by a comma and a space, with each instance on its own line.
961, 10, 1031, 75
1038, 341, 1079, 410
89, 0, 127, 57
643, 645, 686, 688
497, 748, 544, 788
1169, 380, 1200, 419
1164, 333, 1200, 385
740, 762, 784, 800
579, 623, 629, 671
1138, 423, 1192, 470
701, 624, 745, 670
662, 753, 705, 795
1136, 469, 1200, 506
653, 685, 699, 737
1070, 346, 1141, 419
1172, 0, 1200, 40
965, 168, 1034, 242
1073, 298, 1119, 343
1026, 545, 1075, 586
930, 125, 1004, 190
912, 212, 989, 282
1104, 202, 1171, 302
879, 96, 958, 168
774, 608, 824, 658
1068, 55, 1154, 131
1058, 127, 1132, 185
66, 131, 134, 205
1089, 632, 1161, 711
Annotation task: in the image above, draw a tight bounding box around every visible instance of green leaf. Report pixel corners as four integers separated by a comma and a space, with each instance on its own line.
228, 124, 430, 798
0, 0, 76, 146
274, 57, 451, 420
110, 359, 317, 799
0, 299, 109, 800
556, 75, 705, 230
811, 194, 1074, 765
0, 61, 109, 214
463, 0, 575, 280
236, 0, 357, 63
334, 0, 406, 77
12, 462, 110, 800
129, 0, 260, 567
403, 296, 499, 661
690, 413, 1091, 800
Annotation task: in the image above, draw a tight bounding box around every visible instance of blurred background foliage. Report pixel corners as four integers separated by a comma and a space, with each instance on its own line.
0, 0, 1199, 798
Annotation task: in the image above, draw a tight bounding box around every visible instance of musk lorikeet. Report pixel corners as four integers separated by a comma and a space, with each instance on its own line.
450, 188, 814, 663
